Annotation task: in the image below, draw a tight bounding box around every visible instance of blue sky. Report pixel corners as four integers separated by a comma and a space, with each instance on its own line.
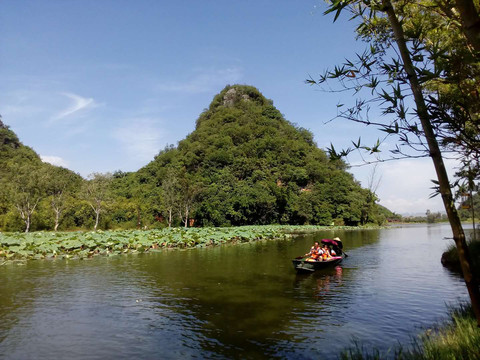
0, 0, 456, 214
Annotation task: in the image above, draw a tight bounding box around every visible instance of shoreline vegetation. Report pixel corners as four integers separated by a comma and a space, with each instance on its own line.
341, 303, 480, 360
441, 238, 480, 278
0, 225, 375, 264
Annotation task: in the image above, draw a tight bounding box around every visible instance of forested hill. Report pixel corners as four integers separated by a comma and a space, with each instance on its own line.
0, 119, 83, 231
1, 118, 41, 166
122, 85, 386, 227
0, 86, 389, 231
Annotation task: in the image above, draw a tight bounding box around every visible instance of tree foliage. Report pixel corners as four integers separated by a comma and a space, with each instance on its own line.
314, 0, 480, 325
120, 85, 385, 227
82, 173, 113, 231
0, 119, 83, 231
310, 0, 480, 183
0, 85, 387, 231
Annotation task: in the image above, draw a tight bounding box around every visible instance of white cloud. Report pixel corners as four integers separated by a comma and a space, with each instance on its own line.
50, 92, 98, 122
1, 90, 100, 131
351, 157, 461, 214
112, 118, 168, 163
380, 196, 441, 216
41, 155, 69, 168
156, 67, 243, 94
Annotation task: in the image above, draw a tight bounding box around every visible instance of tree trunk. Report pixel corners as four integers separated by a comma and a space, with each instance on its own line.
137, 207, 141, 229
25, 214, 30, 233
184, 206, 189, 228
168, 208, 172, 228
94, 210, 100, 231
54, 209, 60, 232
454, 0, 480, 52
383, 0, 480, 325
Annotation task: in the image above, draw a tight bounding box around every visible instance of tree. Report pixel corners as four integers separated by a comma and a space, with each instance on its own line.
45, 165, 82, 231
453, 0, 480, 52
160, 168, 180, 228
110, 170, 148, 229
314, 0, 480, 324
82, 173, 113, 231
1, 86, 388, 230
178, 173, 201, 228
362, 164, 382, 225
10, 164, 46, 232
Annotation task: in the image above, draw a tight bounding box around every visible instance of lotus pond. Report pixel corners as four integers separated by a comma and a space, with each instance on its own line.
0, 225, 360, 263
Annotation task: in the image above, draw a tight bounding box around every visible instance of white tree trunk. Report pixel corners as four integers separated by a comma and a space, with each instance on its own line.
184, 206, 189, 228
94, 210, 100, 231
25, 215, 30, 233
54, 209, 60, 231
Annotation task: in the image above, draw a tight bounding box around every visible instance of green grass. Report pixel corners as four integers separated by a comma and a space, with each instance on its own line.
419, 304, 480, 360
441, 239, 480, 277
340, 304, 480, 360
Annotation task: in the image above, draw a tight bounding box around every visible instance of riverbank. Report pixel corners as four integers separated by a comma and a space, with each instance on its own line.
341, 303, 480, 360
0, 225, 371, 263
441, 239, 480, 277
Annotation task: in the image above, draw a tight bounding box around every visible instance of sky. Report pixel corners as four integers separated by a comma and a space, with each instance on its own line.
0, 0, 459, 215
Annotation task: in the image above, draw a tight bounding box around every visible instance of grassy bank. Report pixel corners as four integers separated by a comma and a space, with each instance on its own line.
0, 225, 367, 263
341, 304, 480, 360
441, 239, 480, 277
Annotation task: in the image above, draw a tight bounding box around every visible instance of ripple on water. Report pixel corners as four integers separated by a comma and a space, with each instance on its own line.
0, 224, 471, 359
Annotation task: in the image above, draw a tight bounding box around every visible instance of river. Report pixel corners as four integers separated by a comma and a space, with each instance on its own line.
0, 224, 472, 359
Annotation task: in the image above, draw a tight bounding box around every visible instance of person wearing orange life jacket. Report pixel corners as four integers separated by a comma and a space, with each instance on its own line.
321, 244, 332, 261
305, 241, 323, 261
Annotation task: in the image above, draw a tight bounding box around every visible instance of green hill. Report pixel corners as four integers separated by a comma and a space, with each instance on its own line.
0, 118, 42, 168
0, 86, 387, 231
0, 119, 83, 231
122, 85, 383, 227
0, 119, 44, 222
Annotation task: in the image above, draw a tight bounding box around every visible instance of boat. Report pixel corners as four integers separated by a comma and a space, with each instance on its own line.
292, 238, 346, 272
292, 255, 344, 272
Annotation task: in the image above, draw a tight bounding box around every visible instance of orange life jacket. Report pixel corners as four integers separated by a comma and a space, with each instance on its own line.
309, 246, 321, 260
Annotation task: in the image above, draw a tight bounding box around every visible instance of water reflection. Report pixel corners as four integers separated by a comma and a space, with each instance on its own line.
314, 266, 343, 297
0, 224, 469, 359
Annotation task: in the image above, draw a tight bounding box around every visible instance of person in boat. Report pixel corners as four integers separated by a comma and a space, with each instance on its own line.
305, 241, 323, 261
321, 244, 332, 261
330, 246, 337, 256
332, 237, 342, 256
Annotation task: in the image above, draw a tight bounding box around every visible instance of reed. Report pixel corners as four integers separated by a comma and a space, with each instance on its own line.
441, 239, 480, 277
419, 304, 480, 360
340, 303, 480, 360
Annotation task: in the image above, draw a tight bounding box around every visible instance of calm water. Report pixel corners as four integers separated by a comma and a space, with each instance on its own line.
0, 224, 471, 359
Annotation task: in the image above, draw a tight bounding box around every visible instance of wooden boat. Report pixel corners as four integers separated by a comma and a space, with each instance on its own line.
292, 255, 344, 272
292, 238, 346, 272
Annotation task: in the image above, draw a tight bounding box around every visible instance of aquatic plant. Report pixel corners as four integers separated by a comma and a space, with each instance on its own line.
0, 226, 292, 262
0, 224, 375, 263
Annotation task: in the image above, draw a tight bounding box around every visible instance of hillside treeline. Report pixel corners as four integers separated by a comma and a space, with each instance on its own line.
1, 86, 394, 232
